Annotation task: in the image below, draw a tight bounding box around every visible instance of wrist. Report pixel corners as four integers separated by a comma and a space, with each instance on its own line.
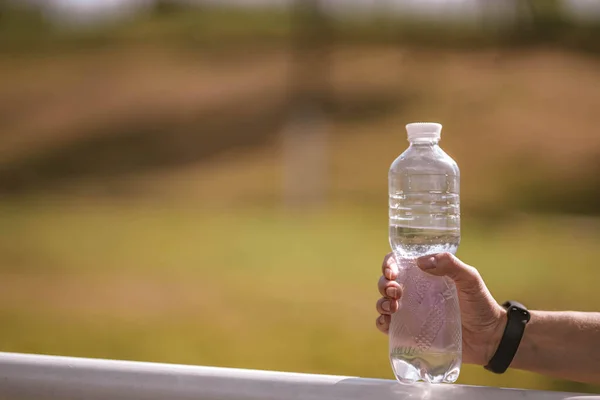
483, 307, 508, 365
483, 302, 532, 374
508, 310, 538, 371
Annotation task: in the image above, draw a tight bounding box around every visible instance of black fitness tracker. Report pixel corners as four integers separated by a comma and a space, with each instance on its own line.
484, 300, 530, 374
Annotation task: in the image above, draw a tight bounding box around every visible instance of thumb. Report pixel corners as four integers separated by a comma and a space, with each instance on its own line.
416, 252, 481, 291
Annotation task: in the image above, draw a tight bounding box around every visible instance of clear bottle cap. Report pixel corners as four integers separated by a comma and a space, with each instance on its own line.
406, 122, 442, 141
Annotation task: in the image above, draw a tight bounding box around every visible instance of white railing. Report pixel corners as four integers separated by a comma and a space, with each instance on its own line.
0, 352, 595, 400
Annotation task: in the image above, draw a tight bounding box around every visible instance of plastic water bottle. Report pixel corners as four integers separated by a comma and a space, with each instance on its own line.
388, 122, 462, 384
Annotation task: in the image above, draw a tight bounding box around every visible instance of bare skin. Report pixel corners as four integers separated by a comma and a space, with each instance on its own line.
376, 252, 600, 385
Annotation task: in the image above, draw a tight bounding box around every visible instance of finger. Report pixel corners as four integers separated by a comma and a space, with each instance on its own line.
416, 252, 481, 291
376, 296, 399, 315
376, 314, 391, 334
381, 253, 399, 280
378, 275, 403, 299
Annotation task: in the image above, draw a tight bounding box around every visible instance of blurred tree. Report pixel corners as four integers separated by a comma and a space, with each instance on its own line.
150, 0, 192, 16
0, 0, 52, 50
526, 0, 568, 41
290, 0, 333, 111
282, 0, 333, 208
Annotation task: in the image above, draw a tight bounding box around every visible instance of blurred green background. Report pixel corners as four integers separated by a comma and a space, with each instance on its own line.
0, 0, 599, 394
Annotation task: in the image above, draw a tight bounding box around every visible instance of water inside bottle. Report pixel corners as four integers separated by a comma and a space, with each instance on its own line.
389, 226, 460, 258
388, 225, 462, 384
390, 350, 461, 384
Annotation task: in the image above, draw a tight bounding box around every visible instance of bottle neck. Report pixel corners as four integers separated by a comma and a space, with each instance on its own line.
409, 138, 439, 146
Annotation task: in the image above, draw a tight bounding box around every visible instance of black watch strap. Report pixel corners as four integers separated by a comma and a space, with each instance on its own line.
484, 300, 530, 374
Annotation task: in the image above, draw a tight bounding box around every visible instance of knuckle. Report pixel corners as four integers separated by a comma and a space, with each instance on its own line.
459, 266, 485, 294
464, 265, 482, 282
436, 252, 455, 265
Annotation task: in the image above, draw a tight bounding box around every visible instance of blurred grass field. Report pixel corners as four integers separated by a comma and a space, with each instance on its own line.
1, 201, 599, 393
1, 1, 600, 394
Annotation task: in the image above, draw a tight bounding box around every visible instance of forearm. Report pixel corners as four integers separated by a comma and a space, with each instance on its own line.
510, 311, 600, 384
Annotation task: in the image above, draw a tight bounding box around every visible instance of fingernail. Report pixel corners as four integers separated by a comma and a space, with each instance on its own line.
384, 268, 393, 280
417, 256, 436, 270
386, 287, 398, 299
382, 301, 391, 312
